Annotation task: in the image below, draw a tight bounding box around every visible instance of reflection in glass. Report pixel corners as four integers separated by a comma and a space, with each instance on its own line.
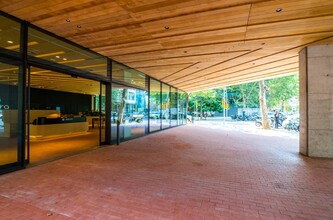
162, 84, 170, 129
0, 15, 21, 53
178, 91, 187, 125
28, 28, 107, 77
111, 83, 148, 142
170, 87, 178, 127
99, 84, 106, 143
112, 62, 146, 89
28, 67, 101, 164
0, 62, 19, 165
149, 79, 161, 132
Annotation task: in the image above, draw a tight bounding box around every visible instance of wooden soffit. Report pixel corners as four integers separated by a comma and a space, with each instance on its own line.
1, 0, 333, 92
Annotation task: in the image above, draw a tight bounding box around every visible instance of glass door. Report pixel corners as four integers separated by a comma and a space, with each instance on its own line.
111, 83, 148, 142
0, 61, 20, 169
26, 66, 102, 164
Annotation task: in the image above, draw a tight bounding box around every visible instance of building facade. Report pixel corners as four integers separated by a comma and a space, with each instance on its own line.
0, 12, 187, 174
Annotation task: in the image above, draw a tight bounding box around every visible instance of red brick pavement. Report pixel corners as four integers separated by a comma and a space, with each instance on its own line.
0, 124, 332, 219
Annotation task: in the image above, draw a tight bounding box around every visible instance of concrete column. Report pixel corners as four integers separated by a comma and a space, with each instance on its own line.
299, 44, 333, 158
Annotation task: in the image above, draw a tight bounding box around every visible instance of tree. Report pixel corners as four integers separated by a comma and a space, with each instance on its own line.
259, 80, 270, 129
112, 88, 128, 124
189, 90, 216, 120
228, 82, 259, 109
266, 75, 299, 111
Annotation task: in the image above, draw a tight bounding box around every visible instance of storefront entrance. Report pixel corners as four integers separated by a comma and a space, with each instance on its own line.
26, 66, 106, 164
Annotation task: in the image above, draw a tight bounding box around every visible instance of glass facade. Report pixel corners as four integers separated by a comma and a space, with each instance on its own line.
0, 62, 19, 166
0, 12, 186, 174
170, 87, 178, 127
111, 83, 148, 142
162, 84, 170, 129
0, 15, 21, 54
28, 27, 108, 78
149, 78, 161, 132
27, 67, 102, 164
112, 62, 146, 89
178, 90, 187, 125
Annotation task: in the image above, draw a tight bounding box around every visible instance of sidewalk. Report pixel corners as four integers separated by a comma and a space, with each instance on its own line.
190, 119, 299, 138
0, 123, 332, 219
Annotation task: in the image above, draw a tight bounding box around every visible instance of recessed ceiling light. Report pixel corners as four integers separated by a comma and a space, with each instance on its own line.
66, 19, 71, 22
63, 58, 67, 61
164, 26, 170, 30
55, 55, 60, 58
7, 40, 13, 44
276, 8, 282, 12
77, 25, 82, 28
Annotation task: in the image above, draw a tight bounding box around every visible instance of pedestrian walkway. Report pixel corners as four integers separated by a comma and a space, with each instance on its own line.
0, 124, 332, 219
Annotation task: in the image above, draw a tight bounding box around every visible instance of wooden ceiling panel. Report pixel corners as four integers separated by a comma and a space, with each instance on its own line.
159, 27, 247, 49
181, 62, 299, 90
246, 15, 333, 39
3, 0, 99, 20
187, 69, 298, 92
137, 63, 193, 80
175, 56, 299, 87
32, 1, 123, 25
121, 0, 255, 21
249, 0, 333, 24
123, 51, 247, 68
161, 62, 224, 82
1, 0, 333, 92
141, 4, 250, 38
96, 40, 164, 57
68, 27, 153, 48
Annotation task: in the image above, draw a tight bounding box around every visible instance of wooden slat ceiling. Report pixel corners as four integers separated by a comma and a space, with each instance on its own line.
1, 0, 333, 92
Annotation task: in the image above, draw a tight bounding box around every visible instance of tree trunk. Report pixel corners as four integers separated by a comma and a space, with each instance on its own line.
118, 89, 128, 124
259, 81, 270, 129
200, 98, 203, 120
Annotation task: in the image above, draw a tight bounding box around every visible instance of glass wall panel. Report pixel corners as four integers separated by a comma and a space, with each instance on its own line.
178, 90, 187, 125
170, 87, 178, 127
99, 84, 106, 143
162, 83, 170, 129
177, 91, 181, 125
111, 83, 148, 142
0, 62, 19, 166
28, 27, 107, 77
0, 15, 21, 53
28, 66, 101, 164
112, 62, 146, 89
149, 78, 161, 132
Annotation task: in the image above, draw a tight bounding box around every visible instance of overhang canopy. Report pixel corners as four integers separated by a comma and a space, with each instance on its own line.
1, 0, 333, 92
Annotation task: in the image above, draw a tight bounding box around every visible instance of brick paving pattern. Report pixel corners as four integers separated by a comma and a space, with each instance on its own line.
0, 124, 332, 219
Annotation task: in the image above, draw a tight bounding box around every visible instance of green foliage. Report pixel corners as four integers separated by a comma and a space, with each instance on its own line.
266, 74, 299, 111
189, 90, 220, 112
186, 74, 299, 114
227, 82, 259, 108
